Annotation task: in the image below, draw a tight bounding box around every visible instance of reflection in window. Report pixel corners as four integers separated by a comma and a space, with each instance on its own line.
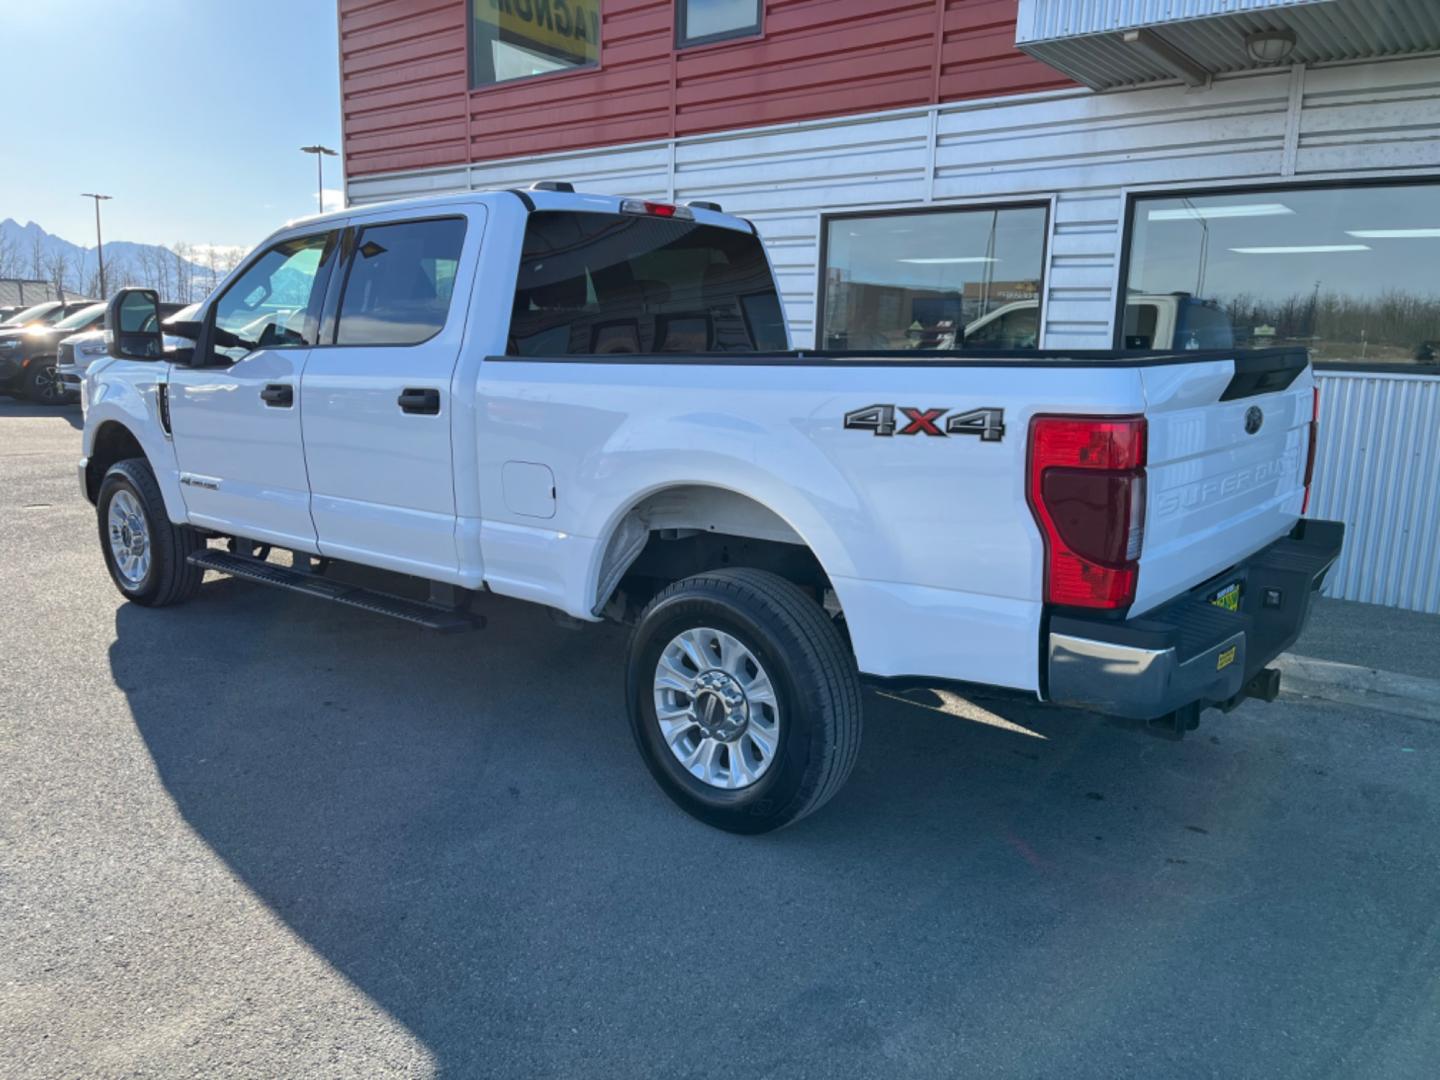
470, 0, 600, 88
336, 218, 467, 346
1126, 184, 1440, 365
213, 234, 333, 357
821, 207, 1048, 351
677, 0, 761, 46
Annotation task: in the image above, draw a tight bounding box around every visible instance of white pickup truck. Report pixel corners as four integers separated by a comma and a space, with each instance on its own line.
80, 185, 1343, 832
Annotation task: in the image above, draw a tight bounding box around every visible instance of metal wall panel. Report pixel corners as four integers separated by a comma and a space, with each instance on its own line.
339, 1, 1071, 179
1015, 0, 1440, 89
1018, 0, 1336, 42
350, 54, 1440, 613
1311, 372, 1440, 614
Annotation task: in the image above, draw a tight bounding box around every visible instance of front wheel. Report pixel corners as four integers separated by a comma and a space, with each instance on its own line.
23, 359, 63, 404
96, 458, 205, 606
626, 568, 862, 833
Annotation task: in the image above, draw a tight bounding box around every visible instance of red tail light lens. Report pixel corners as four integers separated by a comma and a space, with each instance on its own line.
1027, 416, 1147, 609
620, 198, 694, 221
1302, 386, 1319, 515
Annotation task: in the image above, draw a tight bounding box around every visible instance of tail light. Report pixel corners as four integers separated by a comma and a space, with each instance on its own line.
1027, 416, 1147, 609
1301, 386, 1319, 515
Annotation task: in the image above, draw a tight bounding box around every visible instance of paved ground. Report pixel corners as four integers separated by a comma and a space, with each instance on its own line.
1289, 595, 1438, 682
3, 398, 1439, 1079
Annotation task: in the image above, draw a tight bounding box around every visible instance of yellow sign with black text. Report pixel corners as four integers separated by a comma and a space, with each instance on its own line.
484, 0, 600, 66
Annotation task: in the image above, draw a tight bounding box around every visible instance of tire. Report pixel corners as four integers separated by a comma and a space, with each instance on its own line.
23, 358, 63, 405
96, 458, 205, 607
626, 568, 862, 833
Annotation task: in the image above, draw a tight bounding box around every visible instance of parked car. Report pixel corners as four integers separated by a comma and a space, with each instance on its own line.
961, 293, 1235, 352
78, 186, 1342, 832
56, 301, 192, 401
0, 304, 30, 323
0, 301, 107, 402
0, 298, 95, 330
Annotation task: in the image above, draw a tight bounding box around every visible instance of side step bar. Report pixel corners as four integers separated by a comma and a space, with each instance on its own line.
187, 549, 485, 633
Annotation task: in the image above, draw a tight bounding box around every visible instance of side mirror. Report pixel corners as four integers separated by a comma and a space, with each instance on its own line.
106, 288, 164, 360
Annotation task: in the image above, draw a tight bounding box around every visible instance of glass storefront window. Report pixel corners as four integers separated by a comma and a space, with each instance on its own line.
1125, 183, 1440, 366
470, 0, 600, 88
820, 206, 1048, 351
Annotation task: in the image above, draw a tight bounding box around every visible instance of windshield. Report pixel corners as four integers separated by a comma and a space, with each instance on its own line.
52, 303, 107, 331
1, 302, 59, 327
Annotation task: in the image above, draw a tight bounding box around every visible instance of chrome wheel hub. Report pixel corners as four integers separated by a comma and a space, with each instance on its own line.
107, 490, 151, 587
653, 627, 780, 790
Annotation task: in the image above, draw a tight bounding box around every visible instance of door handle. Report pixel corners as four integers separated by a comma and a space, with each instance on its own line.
398, 387, 441, 415
260, 384, 293, 407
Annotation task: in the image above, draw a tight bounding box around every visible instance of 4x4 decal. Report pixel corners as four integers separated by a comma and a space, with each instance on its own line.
844, 404, 1006, 442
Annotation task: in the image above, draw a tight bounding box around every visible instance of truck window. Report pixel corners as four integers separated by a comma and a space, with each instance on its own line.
506, 211, 787, 356
1174, 300, 1235, 350
213, 233, 335, 359
335, 218, 467, 347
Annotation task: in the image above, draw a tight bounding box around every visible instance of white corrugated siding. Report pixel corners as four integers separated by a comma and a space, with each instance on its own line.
1311, 372, 1440, 614
1015, 0, 1440, 90
350, 54, 1439, 353
349, 54, 1440, 612
1018, 0, 1331, 41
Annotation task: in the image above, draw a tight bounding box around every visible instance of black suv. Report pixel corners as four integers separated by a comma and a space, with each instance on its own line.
0, 300, 104, 403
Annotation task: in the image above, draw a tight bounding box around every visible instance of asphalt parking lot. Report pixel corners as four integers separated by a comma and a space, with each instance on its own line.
3, 399, 1439, 1079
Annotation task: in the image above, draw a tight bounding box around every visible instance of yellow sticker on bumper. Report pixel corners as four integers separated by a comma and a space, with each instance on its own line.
1217, 646, 1237, 671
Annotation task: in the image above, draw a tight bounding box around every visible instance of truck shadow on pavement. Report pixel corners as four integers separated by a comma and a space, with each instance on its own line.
0, 397, 81, 428
107, 581, 1432, 1078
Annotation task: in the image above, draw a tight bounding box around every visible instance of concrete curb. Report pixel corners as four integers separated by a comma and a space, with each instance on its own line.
1274, 653, 1440, 722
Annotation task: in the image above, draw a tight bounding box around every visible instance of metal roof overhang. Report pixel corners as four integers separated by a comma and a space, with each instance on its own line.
1015, 0, 1440, 90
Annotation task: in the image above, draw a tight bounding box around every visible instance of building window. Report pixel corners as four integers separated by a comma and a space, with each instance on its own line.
677, 0, 762, 48
820, 206, 1049, 351
1124, 182, 1440, 367
470, 0, 600, 89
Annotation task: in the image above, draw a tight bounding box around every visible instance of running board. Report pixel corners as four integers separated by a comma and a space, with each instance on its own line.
187, 550, 485, 633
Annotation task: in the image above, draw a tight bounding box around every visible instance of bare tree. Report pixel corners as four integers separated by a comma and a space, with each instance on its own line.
171, 241, 196, 303
0, 231, 17, 279
28, 234, 46, 282
45, 248, 75, 299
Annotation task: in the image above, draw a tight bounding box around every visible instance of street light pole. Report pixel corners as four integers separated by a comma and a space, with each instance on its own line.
81, 193, 113, 299
299, 145, 339, 214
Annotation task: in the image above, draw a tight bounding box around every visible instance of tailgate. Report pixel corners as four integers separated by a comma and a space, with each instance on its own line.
1133, 350, 1312, 615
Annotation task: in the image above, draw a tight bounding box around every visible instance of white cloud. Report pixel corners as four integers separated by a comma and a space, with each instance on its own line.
321, 188, 346, 213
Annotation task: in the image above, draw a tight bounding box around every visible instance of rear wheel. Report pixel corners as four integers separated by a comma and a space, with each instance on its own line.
96, 459, 205, 607
23, 359, 63, 405
626, 568, 862, 833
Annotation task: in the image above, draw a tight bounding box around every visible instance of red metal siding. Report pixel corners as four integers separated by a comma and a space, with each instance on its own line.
340, 0, 1073, 177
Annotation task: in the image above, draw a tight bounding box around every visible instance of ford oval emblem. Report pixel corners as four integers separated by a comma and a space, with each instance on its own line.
1244, 405, 1264, 434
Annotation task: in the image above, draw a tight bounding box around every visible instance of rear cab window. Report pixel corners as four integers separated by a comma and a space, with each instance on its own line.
506, 211, 787, 356
335, 217, 468, 346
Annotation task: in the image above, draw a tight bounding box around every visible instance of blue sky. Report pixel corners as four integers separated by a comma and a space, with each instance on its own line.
1, 0, 343, 253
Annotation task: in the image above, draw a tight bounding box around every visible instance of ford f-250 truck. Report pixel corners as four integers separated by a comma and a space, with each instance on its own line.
80, 185, 1343, 833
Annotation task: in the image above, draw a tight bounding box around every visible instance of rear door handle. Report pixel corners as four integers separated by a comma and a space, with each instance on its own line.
260, 384, 293, 407
398, 387, 440, 415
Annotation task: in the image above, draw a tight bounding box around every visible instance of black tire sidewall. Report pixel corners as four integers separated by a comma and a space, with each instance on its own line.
25, 360, 60, 404
97, 467, 162, 602
627, 587, 824, 833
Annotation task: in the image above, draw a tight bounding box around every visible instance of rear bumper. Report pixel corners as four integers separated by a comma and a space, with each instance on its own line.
1046, 519, 1344, 720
